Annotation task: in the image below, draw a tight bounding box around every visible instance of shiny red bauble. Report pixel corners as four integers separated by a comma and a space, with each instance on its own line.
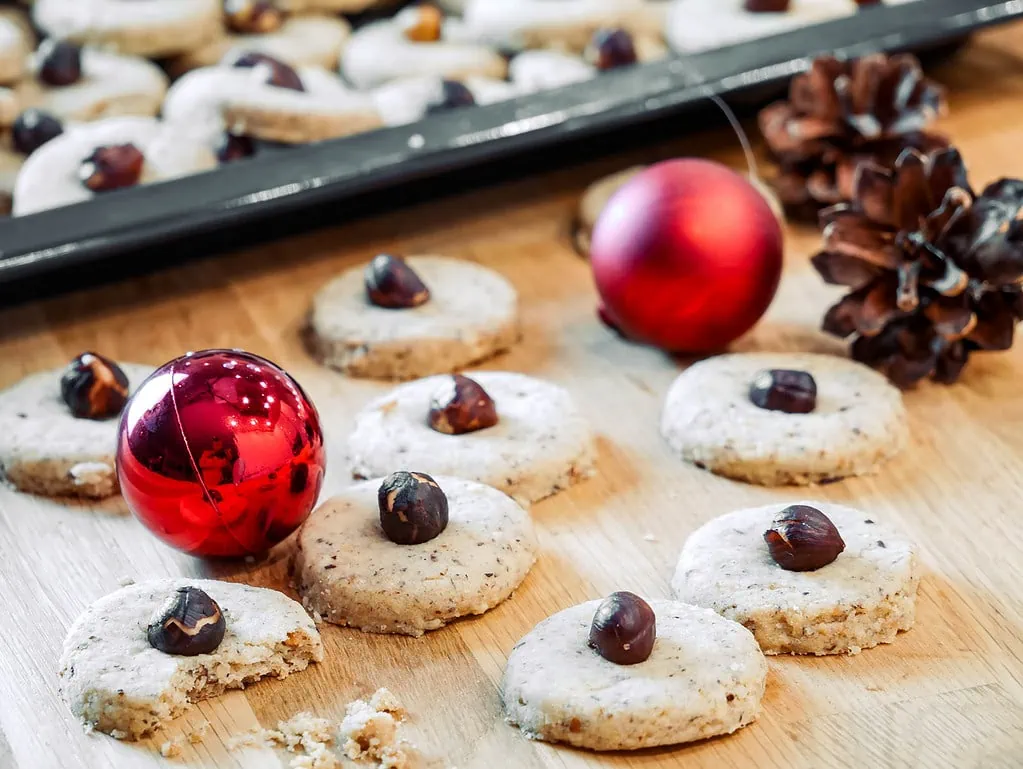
116, 349, 325, 558
590, 159, 784, 353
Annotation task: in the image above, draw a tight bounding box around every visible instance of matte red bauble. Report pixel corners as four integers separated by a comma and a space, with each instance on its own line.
590, 159, 784, 353
116, 349, 326, 558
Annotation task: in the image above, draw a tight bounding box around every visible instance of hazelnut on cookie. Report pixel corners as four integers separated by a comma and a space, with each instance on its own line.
0, 354, 153, 498
346, 371, 596, 505
293, 473, 537, 635
672, 502, 920, 655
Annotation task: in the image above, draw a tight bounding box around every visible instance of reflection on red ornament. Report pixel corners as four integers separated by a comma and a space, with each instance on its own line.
116, 349, 326, 558
590, 159, 784, 353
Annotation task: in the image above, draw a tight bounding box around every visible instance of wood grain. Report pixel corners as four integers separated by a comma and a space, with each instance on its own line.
3, 23, 1023, 769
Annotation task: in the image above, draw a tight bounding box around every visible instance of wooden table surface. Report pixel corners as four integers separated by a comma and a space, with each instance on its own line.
3, 23, 1023, 769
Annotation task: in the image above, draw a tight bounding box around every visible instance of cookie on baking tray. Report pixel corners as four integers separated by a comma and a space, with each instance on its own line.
0, 354, 152, 498
0, 6, 33, 85
33, 0, 222, 58
307, 255, 521, 380
15, 40, 169, 122
660, 352, 908, 485
502, 596, 767, 750
12, 116, 217, 216
293, 473, 537, 636
671, 501, 920, 655
346, 371, 596, 505
58, 578, 324, 740
340, 4, 507, 90
371, 74, 519, 126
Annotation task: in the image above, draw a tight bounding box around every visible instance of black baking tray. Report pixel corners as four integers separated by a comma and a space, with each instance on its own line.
0, 0, 1019, 292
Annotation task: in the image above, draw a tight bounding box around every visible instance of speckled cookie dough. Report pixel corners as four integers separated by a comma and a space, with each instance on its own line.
347, 371, 596, 505
0, 363, 152, 498
16, 47, 169, 122
33, 0, 222, 58
307, 256, 521, 380
501, 599, 767, 750
293, 476, 537, 636
58, 578, 324, 740
660, 352, 908, 486
672, 502, 920, 655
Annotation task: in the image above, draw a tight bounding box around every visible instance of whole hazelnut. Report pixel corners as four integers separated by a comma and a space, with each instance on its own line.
12, 109, 64, 156
584, 28, 638, 71
225, 0, 284, 34
764, 504, 846, 572
588, 591, 656, 665
37, 39, 83, 87
364, 254, 430, 309
231, 51, 304, 91
378, 471, 449, 545
147, 586, 227, 656
399, 4, 443, 43
79, 144, 145, 193
427, 374, 498, 435
60, 352, 130, 420
749, 369, 817, 414
215, 132, 257, 163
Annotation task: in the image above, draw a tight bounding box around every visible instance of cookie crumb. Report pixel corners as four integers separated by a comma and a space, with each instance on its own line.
159, 737, 183, 758
116, 575, 135, 586
188, 723, 208, 744
369, 688, 404, 718
642, 533, 657, 542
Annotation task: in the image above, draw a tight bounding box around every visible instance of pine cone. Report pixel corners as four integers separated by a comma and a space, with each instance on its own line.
812, 147, 1023, 387
759, 53, 948, 221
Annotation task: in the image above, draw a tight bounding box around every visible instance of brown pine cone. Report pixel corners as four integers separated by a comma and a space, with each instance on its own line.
759, 53, 948, 221
812, 147, 1023, 387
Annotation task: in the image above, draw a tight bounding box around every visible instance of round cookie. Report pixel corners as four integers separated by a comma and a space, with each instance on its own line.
572, 165, 645, 255
346, 372, 596, 505
58, 578, 324, 740
340, 11, 507, 90
293, 476, 537, 636
167, 14, 352, 76
671, 501, 920, 655
462, 0, 663, 54
16, 47, 169, 122
308, 255, 520, 380
501, 599, 767, 750
660, 352, 908, 486
0, 363, 153, 497
665, 0, 855, 54
508, 49, 596, 93
32, 0, 222, 58
0, 8, 33, 85
13, 117, 217, 216
372, 75, 520, 126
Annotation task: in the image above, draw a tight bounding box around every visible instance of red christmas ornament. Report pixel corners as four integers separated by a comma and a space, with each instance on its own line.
116, 349, 325, 558
590, 159, 784, 353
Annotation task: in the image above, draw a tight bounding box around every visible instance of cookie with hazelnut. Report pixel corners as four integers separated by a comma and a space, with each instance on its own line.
32, 0, 222, 58
15, 41, 169, 122
293, 475, 537, 636
340, 5, 507, 90
0, 356, 153, 498
672, 501, 920, 655
346, 371, 596, 505
58, 578, 323, 740
12, 116, 217, 216
307, 255, 521, 380
660, 352, 908, 486
502, 598, 767, 750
